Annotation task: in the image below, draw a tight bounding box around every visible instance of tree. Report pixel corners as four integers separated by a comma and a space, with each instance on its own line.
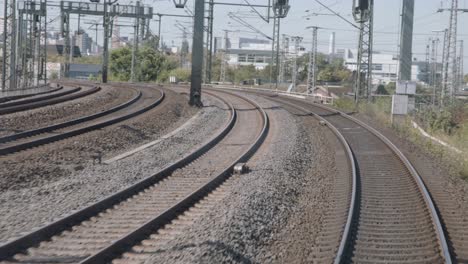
110, 47, 132, 81
110, 46, 172, 82
137, 47, 167, 81
169, 68, 191, 82
376, 84, 389, 95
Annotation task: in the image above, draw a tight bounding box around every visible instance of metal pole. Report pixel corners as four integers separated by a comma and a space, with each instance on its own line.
207, 0, 214, 83
189, 0, 204, 106
158, 15, 162, 50
203, 3, 211, 84
2, 0, 9, 90
130, 1, 140, 82
275, 17, 280, 91
102, 0, 109, 83
269, 15, 276, 88
307, 27, 318, 94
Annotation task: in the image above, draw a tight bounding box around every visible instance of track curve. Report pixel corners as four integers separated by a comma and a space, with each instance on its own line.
0, 86, 63, 104
0, 86, 163, 155
0, 86, 100, 115
0, 90, 269, 264
252, 92, 451, 263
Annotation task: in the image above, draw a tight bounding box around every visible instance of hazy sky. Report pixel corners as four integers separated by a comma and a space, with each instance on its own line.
148, 0, 468, 72
7, 0, 467, 72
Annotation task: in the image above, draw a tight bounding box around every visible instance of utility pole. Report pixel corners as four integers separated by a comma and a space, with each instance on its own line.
290, 36, 302, 92
278, 34, 289, 85
189, 0, 204, 106
307, 26, 318, 94
438, 0, 466, 104
102, 0, 110, 83
219, 30, 229, 83
2, 0, 17, 90
430, 38, 439, 105
273, 0, 290, 91
457, 40, 464, 91
130, 1, 141, 82
352, 0, 374, 102
269, 15, 277, 87
424, 40, 430, 86
398, 0, 415, 81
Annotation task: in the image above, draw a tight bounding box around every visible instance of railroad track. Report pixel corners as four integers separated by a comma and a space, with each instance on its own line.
0, 90, 269, 264
0, 86, 63, 104
0, 86, 163, 155
0, 86, 100, 115
254, 93, 452, 263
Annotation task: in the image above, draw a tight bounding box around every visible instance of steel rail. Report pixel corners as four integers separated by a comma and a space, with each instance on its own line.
264, 96, 357, 264
0, 91, 236, 262
0, 87, 141, 144
305, 101, 452, 264
0, 86, 63, 103
0, 86, 80, 108
82, 90, 269, 264
0, 86, 101, 115
0, 88, 164, 155
215, 86, 452, 263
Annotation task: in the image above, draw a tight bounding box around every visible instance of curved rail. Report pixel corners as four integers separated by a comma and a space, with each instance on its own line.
0, 91, 237, 262
233, 87, 451, 263
0, 86, 75, 108
0, 88, 164, 155
0, 86, 63, 104
259, 95, 357, 264
0, 86, 101, 115
83, 90, 269, 264
305, 101, 452, 264
0, 88, 141, 144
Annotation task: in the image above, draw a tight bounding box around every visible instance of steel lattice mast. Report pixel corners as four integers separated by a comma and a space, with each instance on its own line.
290, 36, 302, 92
457, 40, 464, 91
278, 34, 289, 85
307, 27, 318, 94
2, 0, 17, 90
220, 30, 229, 83
441, 0, 458, 105
430, 38, 439, 105
352, 0, 374, 102
398, 0, 415, 81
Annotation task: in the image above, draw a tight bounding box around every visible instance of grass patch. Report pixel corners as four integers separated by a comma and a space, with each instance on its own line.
334, 97, 468, 181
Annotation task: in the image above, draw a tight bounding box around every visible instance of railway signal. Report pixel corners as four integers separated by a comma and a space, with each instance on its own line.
352, 0, 374, 103
173, 0, 188, 8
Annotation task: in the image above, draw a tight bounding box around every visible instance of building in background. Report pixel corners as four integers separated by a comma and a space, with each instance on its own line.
340, 49, 429, 85
215, 33, 306, 70
74, 31, 93, 56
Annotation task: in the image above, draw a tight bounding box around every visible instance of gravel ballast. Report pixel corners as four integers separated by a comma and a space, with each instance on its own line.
0, 91, 229, 243
144, 92, 339, 263
0, 84, 135, 137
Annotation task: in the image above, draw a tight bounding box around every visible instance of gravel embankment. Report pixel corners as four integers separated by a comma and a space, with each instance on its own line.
0, 91, 229, 243
144, 92, 338, 263
0, 84, 135, 137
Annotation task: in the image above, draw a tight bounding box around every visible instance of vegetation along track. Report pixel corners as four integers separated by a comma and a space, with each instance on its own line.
0, 86, 100, 115
260, 93, 452, 263
0, 90, 269, 264
0, 86, 164, 155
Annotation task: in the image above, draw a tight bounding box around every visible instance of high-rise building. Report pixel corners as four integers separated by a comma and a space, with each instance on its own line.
329, 32, 336, 55
74, 31, 93, 56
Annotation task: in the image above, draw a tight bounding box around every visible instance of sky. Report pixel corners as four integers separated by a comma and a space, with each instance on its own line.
138, 0, 468, 72
5, 0, 468, 72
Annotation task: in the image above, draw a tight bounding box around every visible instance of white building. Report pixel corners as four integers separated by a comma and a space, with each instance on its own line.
214, 33, 307, 70
342, 49, 422, 84
216, 35, 273, 70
